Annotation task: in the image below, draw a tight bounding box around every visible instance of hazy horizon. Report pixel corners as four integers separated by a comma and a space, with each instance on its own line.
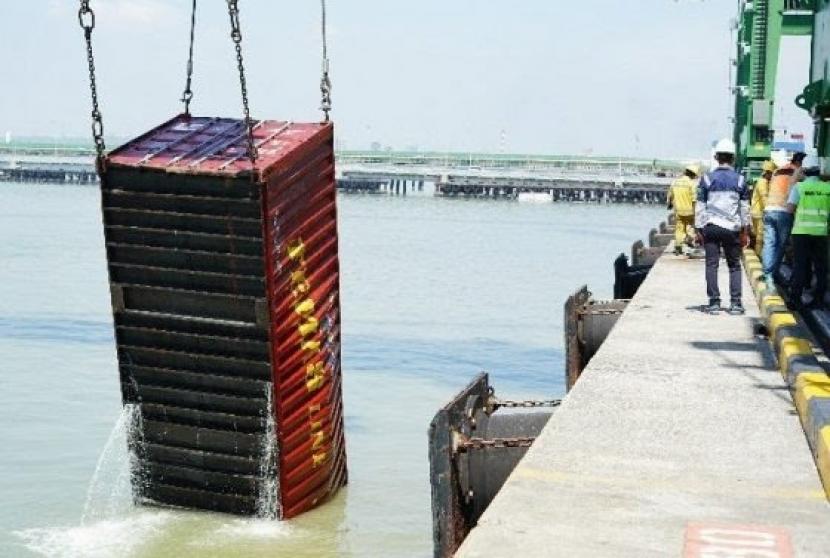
1, 0, 816, 159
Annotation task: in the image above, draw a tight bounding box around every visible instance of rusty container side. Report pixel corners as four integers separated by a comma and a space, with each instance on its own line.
101, 115, 347, 519
260, 122, 347, 519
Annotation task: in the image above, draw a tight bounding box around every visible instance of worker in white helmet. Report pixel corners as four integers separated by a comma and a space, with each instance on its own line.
694, 138, 750, 315
667, 163, 701, 255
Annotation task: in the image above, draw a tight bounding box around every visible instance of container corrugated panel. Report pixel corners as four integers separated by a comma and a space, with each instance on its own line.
102, 114, 347, 519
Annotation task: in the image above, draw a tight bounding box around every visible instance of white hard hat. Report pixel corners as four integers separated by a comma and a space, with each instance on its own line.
714, 138, 736, 155
771, 150, 790, 168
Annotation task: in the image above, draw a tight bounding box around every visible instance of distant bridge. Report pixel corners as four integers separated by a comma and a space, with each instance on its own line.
336, 150, 682, 175
1, 148, 679, 204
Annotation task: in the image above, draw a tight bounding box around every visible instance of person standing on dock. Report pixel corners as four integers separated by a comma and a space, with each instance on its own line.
668, 164, 701, 255
695, 138, 750, 315
786, 163, 830, 310
762, 151, 806, 290
750, 160, 776, 255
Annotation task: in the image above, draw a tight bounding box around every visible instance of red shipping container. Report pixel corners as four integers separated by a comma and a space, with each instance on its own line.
102, 115, 347, 519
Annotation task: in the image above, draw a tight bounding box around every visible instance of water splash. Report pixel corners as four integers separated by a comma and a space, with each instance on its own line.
256, 387, 281, 519
81, 404, 141, 525
14, 511, 171, 558
14, 404, 164, 558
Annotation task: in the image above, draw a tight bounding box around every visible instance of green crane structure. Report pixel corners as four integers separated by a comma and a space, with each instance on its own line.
795, 0, 830, 172
736, 0, 830, 292
732, 0, 814, 176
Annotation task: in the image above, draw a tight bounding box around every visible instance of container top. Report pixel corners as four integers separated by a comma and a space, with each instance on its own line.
106, 115, 329, 176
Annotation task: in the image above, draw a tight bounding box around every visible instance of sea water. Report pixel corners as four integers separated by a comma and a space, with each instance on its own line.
0, 182, 663, 557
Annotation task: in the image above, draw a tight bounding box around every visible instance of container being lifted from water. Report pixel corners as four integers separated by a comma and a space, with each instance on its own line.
101, 115, 347, 519
76, 0, 346, 519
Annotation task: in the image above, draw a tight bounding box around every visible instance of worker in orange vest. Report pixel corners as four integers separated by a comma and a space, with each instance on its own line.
667, 163, 701, 255
762, 151, 806, 290
750, 160, 776, 255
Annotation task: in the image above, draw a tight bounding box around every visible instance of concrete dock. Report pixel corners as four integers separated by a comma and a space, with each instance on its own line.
457, 252, 830, 557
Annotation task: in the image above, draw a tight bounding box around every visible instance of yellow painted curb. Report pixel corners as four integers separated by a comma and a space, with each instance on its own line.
794, 373, 830, 416
818, 427, 830, 499
769, 313, 797, 339
754, 285, 766, 299
741, 250, 830, 503
779, 336, 815, 377
761, 294, 786, 309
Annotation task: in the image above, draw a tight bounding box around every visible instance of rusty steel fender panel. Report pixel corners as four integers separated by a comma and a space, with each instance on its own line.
429, 374, 490, 558
564, 287, 629, 390
428, 374, 555, 557
101, 115, 347, 519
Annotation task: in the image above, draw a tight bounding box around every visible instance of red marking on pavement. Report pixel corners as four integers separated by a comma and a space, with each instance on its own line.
684, 523, 793, 558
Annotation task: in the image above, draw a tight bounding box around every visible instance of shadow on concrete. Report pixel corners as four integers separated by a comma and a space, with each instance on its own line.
690, 341, 762, 353
685, 304, 712, 313
687, 337, 793, 404
752, 383, 789, 392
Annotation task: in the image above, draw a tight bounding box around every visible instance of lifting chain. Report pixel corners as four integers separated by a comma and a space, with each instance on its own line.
226, 0, 257, 164
490, 398, 562, 410
457, 436, 537, 453
319, 0, 333, 122
181, 0, 197, 116
77, 0, 106, 165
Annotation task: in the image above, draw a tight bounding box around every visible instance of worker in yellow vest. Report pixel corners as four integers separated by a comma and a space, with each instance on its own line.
750, 160, 776, 255
787, 163, 830, 309
667, 163, 700, 255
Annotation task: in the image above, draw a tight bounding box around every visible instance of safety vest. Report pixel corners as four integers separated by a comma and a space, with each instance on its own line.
765, 165, 796, 211
792, 178, 830, 236
750, 176, 769, 218
669, 176, 697, 216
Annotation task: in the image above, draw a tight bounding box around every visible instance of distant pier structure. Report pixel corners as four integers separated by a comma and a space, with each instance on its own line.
0, 155, 98, 185
336, 151, 676, 203
2, 147, 678, 204
434, 175, 668, 203
339, 171, 670, 204
0, 167, 99, 185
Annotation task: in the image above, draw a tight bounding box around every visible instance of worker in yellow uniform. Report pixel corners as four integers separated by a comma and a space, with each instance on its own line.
749, 160, 776, 255
667, 163, 701, 255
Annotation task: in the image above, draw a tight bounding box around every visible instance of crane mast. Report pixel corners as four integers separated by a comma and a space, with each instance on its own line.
732, 0, 814, 177
795, 0, 830, 170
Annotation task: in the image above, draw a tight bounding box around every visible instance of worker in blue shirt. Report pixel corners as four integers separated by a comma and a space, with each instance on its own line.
694, 139, 750, 315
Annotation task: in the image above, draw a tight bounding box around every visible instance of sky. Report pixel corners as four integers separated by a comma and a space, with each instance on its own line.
0, 0, 815, 158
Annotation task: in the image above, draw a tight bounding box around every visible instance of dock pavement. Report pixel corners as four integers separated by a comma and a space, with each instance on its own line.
457, 249, 830, 557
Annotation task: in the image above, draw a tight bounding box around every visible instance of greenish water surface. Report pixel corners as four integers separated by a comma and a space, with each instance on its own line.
0, 183, 663, 557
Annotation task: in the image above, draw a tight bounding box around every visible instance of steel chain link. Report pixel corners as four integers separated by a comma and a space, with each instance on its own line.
181, 0, 197, 115
78, 0, 106, 163
226, 0, 257, 164
319, 0, 332, 121
458, 437, 537, 452
492, 398, 562, 410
